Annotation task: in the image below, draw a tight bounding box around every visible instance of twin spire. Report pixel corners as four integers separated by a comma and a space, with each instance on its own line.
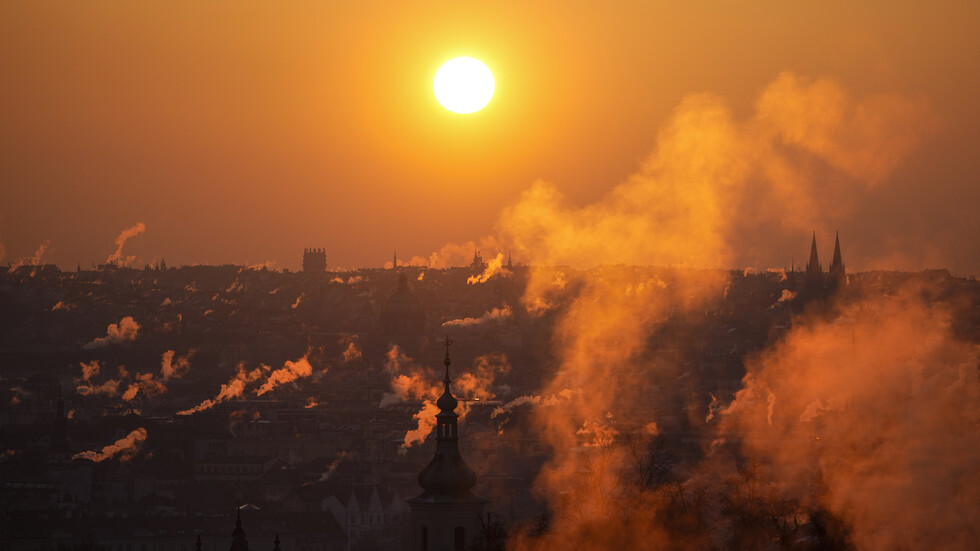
804, 230, 846, 297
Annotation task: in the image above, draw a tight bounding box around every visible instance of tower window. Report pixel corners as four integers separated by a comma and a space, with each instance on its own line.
454, 527, 465, 550
421, 526, 428, 551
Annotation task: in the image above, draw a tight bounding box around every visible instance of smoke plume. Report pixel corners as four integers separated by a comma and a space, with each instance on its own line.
106, 222, 146, 266
178, 363, 267, 415
83, 316, 140, 349
7, 240, 50, 273
442, 305, 513, 328
341, 337, 362, 363
719, 287, 980, 550
467, 253, 512, 284
496, 72, 939, 549
424, 237, 501, 269
390, 352, 508, 448
160, 350, 193, 381
122, 373, 167, 401
72, 428, 148, 463
75, 360, 123, 397
452, 352, 510, 401
255, 354, 314, 396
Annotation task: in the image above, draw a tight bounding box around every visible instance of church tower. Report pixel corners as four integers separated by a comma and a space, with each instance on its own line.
229, 508, 249, 551
407, 337, 486, 551
302, 248, 327, 273
804, 232, 824, 299
828, 231, 846, 293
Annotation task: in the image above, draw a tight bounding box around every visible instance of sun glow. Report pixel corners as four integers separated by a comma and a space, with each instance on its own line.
433, 57, 495, 114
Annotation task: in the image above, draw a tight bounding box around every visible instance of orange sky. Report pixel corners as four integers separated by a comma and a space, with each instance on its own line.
1, 1, 978, 274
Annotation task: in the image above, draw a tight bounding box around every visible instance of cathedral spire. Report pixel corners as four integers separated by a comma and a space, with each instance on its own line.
831, 231, 843, 270
804, 231, 825, 299
829, 231, 846, 293
393, 249, 397, 270
807, 232, 821, 272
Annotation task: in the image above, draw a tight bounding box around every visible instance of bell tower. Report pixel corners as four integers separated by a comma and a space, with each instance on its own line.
407, 337, 486, 551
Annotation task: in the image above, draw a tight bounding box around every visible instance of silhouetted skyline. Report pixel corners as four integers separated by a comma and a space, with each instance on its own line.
1, 3, 979, 275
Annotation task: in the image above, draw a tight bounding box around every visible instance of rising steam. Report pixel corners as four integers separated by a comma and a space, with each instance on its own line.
106, 222, 146, 266
496, 72, 941, 549
72, 428, 148, 463
83, 316, 140, 349
719, 287, 980, 550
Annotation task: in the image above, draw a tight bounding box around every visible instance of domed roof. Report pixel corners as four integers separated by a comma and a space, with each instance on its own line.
436, 385, 458, 413
383, 272, 424, 319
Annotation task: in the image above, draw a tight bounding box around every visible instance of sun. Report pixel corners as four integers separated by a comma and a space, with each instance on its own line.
433, 57, 495, 114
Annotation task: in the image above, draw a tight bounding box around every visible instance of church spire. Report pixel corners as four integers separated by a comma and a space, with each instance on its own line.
831, 231, 843, 270
804, 231, 825, 299
807, 232, 821, 273
407, 335, 486, 550
229, 507, 249, 551
393, 249, 397, 270
828, 231, 846, 293
412, 336, 479, 496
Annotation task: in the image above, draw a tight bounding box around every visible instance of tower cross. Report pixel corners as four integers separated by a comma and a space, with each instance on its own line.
442, 336, 453, 381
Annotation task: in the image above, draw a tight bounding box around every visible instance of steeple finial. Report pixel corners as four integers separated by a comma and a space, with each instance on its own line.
831, 231, 843, 268
230, 505, 248, 551
442, 336, 453, 383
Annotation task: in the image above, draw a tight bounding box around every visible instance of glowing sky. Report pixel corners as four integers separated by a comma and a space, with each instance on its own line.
1, 1, 978, 273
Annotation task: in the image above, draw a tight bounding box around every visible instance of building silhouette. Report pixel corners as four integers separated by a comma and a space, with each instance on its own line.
229, 508, 249, 551
303, 248, 327, 273
828, 231, 846, 294
803, 232, 824, 300
802, 231, 847, 301
470, 250, 484, 270
379, 272, 426, 357
407, 338, 486, 551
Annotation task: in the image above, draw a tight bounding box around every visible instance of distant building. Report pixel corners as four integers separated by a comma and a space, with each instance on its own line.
407, 339, 486, 551
379, 272, 426, 357
828, 231, 846, 294
303, 248, 327, 273
802, 231, 847, 301
229, 508, 249, 551
470, 250, 484, 270
804, 232, 824, 300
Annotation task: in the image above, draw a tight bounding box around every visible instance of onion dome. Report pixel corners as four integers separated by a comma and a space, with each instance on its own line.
414, 337, 480, 500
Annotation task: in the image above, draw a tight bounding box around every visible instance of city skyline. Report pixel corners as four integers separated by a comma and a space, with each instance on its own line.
2, 3, 979, 549
2, 2, 980, 275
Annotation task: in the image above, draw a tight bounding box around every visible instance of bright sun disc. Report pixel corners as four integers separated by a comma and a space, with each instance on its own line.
433, 57, 495, 114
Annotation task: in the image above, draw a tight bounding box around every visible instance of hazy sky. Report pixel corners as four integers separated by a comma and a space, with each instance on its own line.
2, 1, 978, 274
